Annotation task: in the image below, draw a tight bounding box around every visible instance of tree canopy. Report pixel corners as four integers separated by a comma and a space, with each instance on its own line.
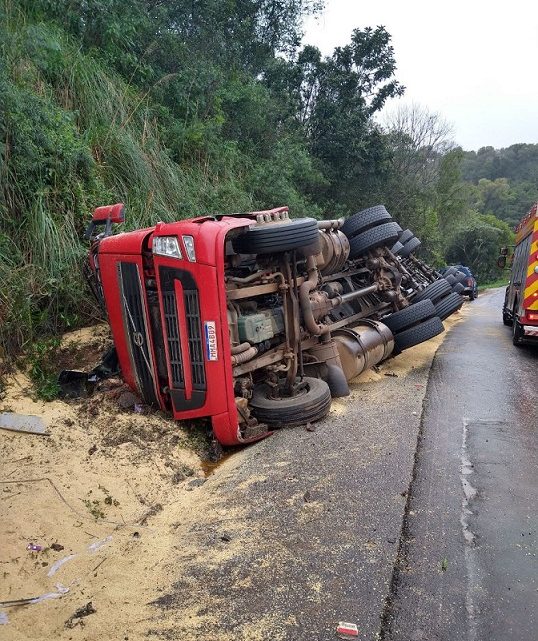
0, 1, 521, 354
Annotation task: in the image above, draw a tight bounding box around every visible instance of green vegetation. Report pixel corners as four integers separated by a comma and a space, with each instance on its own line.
26, 338, 62, 400
462, 144, 538, 227
0, 0, 523, 373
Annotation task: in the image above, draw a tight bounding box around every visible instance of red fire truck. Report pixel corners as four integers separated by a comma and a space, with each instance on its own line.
84, 203, 462, 445
501, 203, 538, 344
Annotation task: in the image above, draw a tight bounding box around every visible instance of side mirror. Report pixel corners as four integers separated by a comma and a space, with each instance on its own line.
497, 256, 507, 269
84, 203, 125, 240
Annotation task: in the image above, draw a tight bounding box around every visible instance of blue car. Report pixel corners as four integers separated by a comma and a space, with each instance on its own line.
440, 265, 478, 300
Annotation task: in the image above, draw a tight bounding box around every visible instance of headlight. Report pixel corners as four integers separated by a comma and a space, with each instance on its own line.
182, 235, 196, 262
534, 265, 538, 274
153, 236, 182, 259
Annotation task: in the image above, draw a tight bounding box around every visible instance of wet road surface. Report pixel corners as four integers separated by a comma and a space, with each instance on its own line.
384, 288, 538, 641
151, 342, 434, 640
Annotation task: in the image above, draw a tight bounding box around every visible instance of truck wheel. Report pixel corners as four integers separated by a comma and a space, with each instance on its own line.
348, 222, 402, 258
445, 274, 457, 285
434, 292, 464, 320
452, 282, 465, 294
398, 229, 414, 245
512, 307, 524, 346
250, 377, 332, 427
454, 271, 467, 283
391, 240, 404, 254
382, 299, 436, 334
502, 308, 513, 326
394, 316, 444, 351
399, 236, 421, 258
414, 279, 452, 304
341, 205, 392, 239
443, 267, 458, 277
232, 218, 320, 255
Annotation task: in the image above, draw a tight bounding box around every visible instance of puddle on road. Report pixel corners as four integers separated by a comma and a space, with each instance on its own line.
200, 446, 242, 477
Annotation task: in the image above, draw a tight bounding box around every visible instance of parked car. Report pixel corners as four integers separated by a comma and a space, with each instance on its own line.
440, 265, 478, 300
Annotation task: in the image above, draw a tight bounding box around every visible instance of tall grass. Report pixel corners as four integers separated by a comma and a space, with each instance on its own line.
0, 3, 255, 358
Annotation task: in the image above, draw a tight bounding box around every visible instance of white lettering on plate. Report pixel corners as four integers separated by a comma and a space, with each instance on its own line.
204, 321, 218, 361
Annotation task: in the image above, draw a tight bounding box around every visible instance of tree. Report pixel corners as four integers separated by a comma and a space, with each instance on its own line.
445, 214, 514, 282
299, 26, 404, 209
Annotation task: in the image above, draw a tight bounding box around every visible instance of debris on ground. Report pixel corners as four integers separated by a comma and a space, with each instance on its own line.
0, 413, 49, 435
65, 602, 96, 628
337, 621, 360, 637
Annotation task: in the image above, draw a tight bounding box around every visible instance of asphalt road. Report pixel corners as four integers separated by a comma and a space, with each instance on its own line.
384, 288, 538, 641
151, 287, 537, 641
152, 338, 433, 640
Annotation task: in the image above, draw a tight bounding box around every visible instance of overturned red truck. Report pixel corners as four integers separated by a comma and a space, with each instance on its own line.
84, 204, 463, 445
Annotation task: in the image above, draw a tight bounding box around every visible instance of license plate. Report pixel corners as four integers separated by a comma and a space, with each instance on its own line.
204, 321, 218, 361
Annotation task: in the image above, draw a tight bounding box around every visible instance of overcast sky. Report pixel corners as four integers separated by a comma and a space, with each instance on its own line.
302, 0, 538, 151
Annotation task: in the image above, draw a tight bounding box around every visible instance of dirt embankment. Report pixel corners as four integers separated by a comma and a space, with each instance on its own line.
0, 310, 465, 640
0, 325, 209, 640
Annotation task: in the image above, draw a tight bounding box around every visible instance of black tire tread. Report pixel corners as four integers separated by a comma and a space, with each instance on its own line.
414, 279, 452, 303
250, 377, 332, 427
383, 299, 436, 333
341, 205, 391, 239
348, 222, 402, 258
233, 218, 319, 254
399, 236, 421, 257
395, 316, 445, 351
398, 229, 414, 244
434, 292, 464, 320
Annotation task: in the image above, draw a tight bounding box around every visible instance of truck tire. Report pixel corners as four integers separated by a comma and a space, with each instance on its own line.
394, 316, 444, 351
341, 205, 392, 239
250, 377, 332, 427
414, 278, 452, 303
399, 236, 421, 257
452, 282, 465, 294
445, 274, 457, 285
512, 319, 524, 346
398, 229, 414, 245
434, 292, 464, 320
443, 266, 458, 277
232, 218, 320, 255
383, 299, 436, 334
391, 240, 404, 255
512, 304, 524, 345
502, 307, 513, 326
454, 271, 467, 283
348, 222, 402, 258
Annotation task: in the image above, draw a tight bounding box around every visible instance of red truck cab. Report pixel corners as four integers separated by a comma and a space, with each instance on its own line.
93, 212, 257, 445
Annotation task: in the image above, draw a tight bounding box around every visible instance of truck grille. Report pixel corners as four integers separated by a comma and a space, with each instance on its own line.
184, 290, 205, 389
162, 291, 184, 387
159, 267, 207, 400
118, 262, 158, 405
